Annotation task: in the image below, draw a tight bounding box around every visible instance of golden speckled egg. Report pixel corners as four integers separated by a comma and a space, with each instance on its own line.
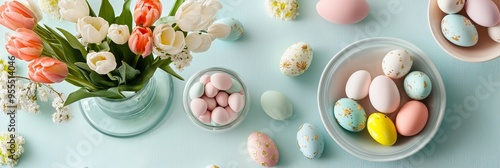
279, 42, 313, 77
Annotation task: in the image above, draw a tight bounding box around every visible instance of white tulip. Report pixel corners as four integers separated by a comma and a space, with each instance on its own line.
153, 24, 186, 55
17, 0, 43, 21
174, 0, 223, 32
185, 33, 212, 53
58, 0, 89, 23
107, 24, 130, 45
86, 52, 117, 75
77, 16, 109, 44
207, 23, 230, 40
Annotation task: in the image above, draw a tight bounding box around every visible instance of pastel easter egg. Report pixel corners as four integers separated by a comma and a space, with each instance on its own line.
488, 24, 500, 43
225, 106, 239, 122
261, 91, 293, 120
247, 132, 279, 167
279, 42, 313, 77
211, 107, 229, 125
367, 112, 397, 146
333, 98, 367, 132
296, 123, 324, 159
228, 93, 245, 112
396, 101, 429, 136
198, 111, 211, 125
200, 74, 211, 85
437, 0, 465, 14
205, 82, 219, 98
215, 91, 229, 107
465, 0, 500, 27
190, 98, 207, 118
212, 18, 244, 41
211, 72, 233, 90
189, 81, 205, 99
369, 75, 400, 113
316, 0, 369, 24
202, 96, 217, 111
404, 71, 432, 100
382, 49, 413, 79
345, 70, 371, 100
226, 78, 242, 94
441, 14, 478, 47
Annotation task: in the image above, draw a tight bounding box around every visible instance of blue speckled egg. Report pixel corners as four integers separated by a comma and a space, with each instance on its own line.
404, 71, 432, 100
441, 14, 478, 47
297, 123, 324, 159
333, 98, 367, 132
213, 18, 244, 41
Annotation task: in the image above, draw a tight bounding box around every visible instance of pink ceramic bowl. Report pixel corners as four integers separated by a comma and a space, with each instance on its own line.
428, 0, 500, 62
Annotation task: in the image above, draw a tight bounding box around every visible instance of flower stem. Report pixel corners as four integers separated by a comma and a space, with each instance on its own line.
65, 75, 99, 91
132, 54, 141, 68
168, 0, 185, 17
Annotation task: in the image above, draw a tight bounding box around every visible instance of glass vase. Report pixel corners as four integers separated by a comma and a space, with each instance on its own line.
79, 71, 174, 138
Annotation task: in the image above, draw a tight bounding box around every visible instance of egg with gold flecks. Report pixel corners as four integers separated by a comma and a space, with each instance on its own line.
279, 42, 313, 77
404, 71, 432, 100
247, 132, 279, 167
297, 123, 324, 159
333, 98, 367, 132
441, 14, 478, 47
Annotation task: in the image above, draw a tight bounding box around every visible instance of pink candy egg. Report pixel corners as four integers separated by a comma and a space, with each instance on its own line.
202, 96, 217, 111
316, 0, 370, 24
228, 93, 244, 112
225, 106, 238, 121
215, 91, 229, 107
247, 132, 279, 167
190, 98, 207, 117
205, 82, 219, 98
211, 72, 233, 90
466, 0, 500, 27
200, 74, 211, 85
396, 101, 428, 136
198, 111, 211, 125
212, 107, 230, 125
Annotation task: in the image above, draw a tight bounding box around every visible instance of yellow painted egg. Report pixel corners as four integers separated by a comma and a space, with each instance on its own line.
367, 113, 397, 146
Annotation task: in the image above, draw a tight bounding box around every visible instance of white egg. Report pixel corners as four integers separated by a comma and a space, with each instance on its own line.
488, 24, 500, 43
369, 76, 400, 113
345, 70, 371, 100
382, 49, 413, 79
437, 0, 465, 14
279, 42, 313, 77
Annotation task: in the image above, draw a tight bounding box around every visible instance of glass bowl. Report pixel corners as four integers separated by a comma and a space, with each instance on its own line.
183, 67, 250, 132
428, 0, 500, 62
317, 37, 446, 162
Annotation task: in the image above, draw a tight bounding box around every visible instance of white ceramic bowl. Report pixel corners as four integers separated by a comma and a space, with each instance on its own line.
317, 37, 446, 162
428, 0, 500, 62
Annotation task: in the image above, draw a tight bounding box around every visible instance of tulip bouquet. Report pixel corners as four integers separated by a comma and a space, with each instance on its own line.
0, 0, 234, 123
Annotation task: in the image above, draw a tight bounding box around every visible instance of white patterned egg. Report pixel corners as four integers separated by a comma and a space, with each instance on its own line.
382, 49, 413, 79
437, 0, 465, 14
441, 14, 478, 47
297, 123, 324, 159
279, 42, 313, 77
488, 24, 500, 43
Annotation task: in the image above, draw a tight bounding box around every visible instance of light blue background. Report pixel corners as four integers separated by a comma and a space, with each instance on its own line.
1, 0, 500, 167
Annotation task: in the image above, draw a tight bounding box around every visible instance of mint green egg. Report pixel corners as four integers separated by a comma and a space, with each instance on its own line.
189, 82, 205, 99
225, 78, 242, 93
404, 71, 432, 100
261, 91, 293, 120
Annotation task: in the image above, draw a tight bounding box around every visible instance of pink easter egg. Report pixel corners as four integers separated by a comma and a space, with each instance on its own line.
211, 107, 230, 125
198, 110, 211, 125
202, 96, 217, 111
228, 93, 245, 112
225, 106, 239, 122
465, 0, 500, 27
316, 0, 370, 25
200, 74, 211, 85
247, 132, 279, 167
210, 73, 233, 90
205, 82, 219, 98
215, 91, 229, 107
190, 98, 207, 117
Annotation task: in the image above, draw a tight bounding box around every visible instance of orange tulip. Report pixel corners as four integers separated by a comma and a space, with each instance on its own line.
6, 28, 43, 61
134, 0, 162, 27
128, 26, 153, 58
28, 57, 68, 84
0, 1, 37, 30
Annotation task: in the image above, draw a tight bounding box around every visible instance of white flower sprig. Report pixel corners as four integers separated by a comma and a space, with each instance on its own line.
0, 132, 25, 167
265, 0, 299, 21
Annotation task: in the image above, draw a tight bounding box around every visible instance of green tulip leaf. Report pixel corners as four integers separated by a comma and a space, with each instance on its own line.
64, 88, 124, 106
115, 0, 133, 30
99, 0, 115, 23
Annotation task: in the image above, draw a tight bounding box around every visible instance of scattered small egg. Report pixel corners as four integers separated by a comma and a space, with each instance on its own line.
205, 82, 219, 98
215, 92, 229, 107
211, 72, 233, 90
382, 49, 413, 79
247, 132, 279, 167
345, 70, 371, 100
226, 78, 242, 94
189, 81, 204, 99
297, 123, 324, 159
228, 93, 245, 113
367, 112, 397, 146
261, 91, 293, 120
404, 71, 432, 100
333, 98, 367, 132
280, 42, 313, 77
190, 98, 207, 118
212, 107, 229, 125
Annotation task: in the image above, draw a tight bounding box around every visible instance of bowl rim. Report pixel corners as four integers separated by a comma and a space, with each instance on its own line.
427, 0, 500, 62
317, 37, 447, 162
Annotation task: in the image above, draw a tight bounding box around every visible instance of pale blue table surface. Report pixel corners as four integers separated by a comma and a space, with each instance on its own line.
1, 0, 499, 167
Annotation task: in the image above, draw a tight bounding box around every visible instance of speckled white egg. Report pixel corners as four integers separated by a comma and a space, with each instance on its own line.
488, 24, 500, 43
279, 42, 313, 77
382, 49, 413, 79
441, 14, 478, 47
297, 123, 324, 159
404, 71, 432, 100
437, 0, 465, 14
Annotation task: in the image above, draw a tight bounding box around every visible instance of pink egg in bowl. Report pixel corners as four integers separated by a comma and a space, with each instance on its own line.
183, 67, 250, 132
428, 0, 500, 62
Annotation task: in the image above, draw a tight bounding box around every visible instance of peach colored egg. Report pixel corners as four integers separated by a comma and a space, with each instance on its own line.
215, 91, 229, 107
190, 98, 207, 117
368, 75, 400, 113
205, 82, 219, 98
202, 96, 217, 111
228, 93, 244, 112
211, 73, 233, 90
396, 101, 428, 136
211, 107, 229, 125
465, 0, 500, 27
316, 0, 370, 24
247, 132, 279, 167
